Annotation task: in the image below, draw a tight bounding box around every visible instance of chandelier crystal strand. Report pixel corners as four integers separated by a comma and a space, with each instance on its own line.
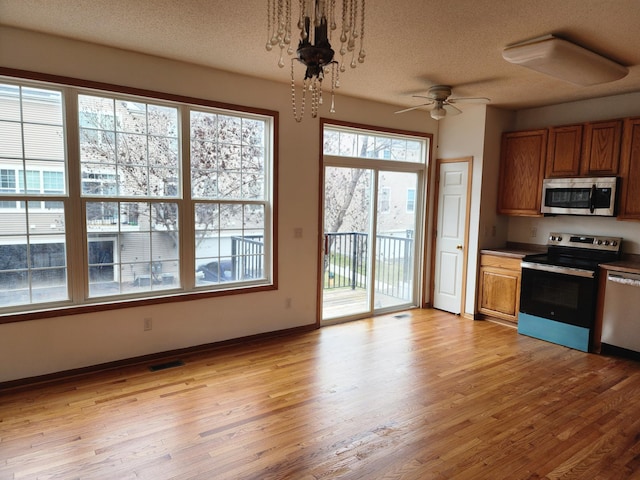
329, 0, 337, 33
285, 0, 293, 55
291, 59, 305, 123
358, 0, 365, 63
349, 0, 357, 68
339, 0, 348, 72
330, 63, 336, 113
311, 78, 319, 118
266, 0, 274, 51
277, 0, 287, 67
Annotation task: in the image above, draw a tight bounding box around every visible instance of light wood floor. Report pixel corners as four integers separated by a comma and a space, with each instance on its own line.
2, 309, 640, 479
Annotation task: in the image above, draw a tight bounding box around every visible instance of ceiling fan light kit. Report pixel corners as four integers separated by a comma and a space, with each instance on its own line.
395, 85, 489, 121
502, 34, 628, 86
430, 104, 447, 120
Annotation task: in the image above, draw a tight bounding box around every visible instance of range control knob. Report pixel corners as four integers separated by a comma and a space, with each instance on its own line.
557, 236, 562, 242
597, 239, 603, 245
612, 240, 618, 247
604, 240, 610, 246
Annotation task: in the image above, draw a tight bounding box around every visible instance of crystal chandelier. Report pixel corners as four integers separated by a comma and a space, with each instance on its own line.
266, 0, 366, 122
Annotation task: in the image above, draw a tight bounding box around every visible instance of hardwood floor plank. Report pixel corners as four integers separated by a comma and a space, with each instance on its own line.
2, 308, 640, 479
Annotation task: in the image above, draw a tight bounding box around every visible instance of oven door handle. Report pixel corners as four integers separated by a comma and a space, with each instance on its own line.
590, 184, 596, 213
521, 261, 595, 278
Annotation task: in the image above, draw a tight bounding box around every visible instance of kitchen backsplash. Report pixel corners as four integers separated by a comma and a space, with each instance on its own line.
507, 215, 640, 254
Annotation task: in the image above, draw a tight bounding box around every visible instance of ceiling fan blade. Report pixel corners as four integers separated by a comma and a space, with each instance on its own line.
394, 102, 434, 114
443, 103, 462, 115
447, 97, 491, 104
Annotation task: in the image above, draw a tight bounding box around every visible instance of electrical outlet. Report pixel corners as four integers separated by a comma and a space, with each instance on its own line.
144, 317, 153, 331
285, 298, 292, 309
531, 227, 537, 238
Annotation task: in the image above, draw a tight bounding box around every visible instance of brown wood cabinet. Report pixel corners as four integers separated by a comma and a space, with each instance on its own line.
580, 119, 622, 176
618, 117, 640, 220
478, 254, 522, 324
546, 124, 583, 177
497, 129, 547, 216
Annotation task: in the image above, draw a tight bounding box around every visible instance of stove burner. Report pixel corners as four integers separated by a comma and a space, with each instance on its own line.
525, 232, 623, 268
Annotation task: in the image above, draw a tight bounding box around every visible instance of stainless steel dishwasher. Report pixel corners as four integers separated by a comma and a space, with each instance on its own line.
601, 270, 640, 353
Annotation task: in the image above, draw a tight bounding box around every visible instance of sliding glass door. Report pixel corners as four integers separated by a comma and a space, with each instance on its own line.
320, 123, 428, 323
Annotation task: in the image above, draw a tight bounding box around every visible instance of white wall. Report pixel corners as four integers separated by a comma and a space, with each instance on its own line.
509, 93, 640, 254
0, 27, 435, 382
436, 104, 488, 316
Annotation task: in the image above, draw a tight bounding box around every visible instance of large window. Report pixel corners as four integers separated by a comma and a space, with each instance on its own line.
0, 77, 275, 317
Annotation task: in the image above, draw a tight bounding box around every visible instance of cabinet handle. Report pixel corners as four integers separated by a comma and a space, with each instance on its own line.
456, 245, 463, 250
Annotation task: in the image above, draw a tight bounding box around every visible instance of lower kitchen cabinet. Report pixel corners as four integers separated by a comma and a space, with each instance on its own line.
478, 253, 522, 324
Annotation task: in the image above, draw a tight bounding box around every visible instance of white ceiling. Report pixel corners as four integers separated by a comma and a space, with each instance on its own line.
1, 0, 640, 113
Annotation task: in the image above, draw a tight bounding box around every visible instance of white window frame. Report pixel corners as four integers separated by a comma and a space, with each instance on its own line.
0, 74, 277, 320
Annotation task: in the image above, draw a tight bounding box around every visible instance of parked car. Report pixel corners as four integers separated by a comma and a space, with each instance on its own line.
196, 260, 234, 283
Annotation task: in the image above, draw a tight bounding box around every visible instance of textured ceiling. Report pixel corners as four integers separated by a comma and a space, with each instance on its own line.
1, 0, 640, 113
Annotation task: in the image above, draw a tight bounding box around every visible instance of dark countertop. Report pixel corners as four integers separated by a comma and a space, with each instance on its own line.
600, 254, 640, 274
481, 245, 640, 272
480, 243, 546, 259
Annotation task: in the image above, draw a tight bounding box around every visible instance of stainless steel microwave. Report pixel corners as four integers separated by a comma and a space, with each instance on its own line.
541, 177, 618, 216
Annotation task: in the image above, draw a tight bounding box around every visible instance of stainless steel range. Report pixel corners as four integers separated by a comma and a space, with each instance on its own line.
518, 232, 622, 352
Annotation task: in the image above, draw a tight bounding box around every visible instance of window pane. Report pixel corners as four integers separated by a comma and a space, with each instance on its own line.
0, 121, 23, 158
148, 104, 178, 137
80, 128, 117, 164
324, 126, 427, 164
117, 101, 147, 134
191, 111, 267, 201
0, 219, 68, 308
79, 94, 179, 200
0, 84, 21, 121
323, 129, 340, 155
82, 170, 117, 196
86, 200, 179, 297
23, 124, 65, 161
21, 87, 63, 125
195, 202, 265, 285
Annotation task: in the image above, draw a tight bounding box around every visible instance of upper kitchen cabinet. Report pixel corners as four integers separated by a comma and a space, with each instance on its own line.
618, 117, 640, 220
580, 119, 622, 176
546, 124, 583, 177
498, 129, 547, 216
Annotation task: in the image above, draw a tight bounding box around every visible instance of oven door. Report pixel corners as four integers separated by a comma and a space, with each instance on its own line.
519, 262, 598, 328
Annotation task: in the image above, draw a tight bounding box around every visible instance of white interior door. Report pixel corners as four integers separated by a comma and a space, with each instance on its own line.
433, 160, 470, 314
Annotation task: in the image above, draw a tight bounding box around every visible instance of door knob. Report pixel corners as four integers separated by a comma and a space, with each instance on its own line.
456, 245, 463, 250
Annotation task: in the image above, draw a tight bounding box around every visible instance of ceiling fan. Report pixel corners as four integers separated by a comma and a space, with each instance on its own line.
395, 85, 490, 120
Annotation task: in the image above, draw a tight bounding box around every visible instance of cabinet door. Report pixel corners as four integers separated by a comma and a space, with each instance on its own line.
498, 129, 547, 216
478, 267, 521, 323
546, 125, 582, 177
581, 120, 622, 175
618, 117, 640, 220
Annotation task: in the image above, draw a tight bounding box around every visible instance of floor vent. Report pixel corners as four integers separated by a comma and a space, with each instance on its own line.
393, 313, 410, 319
148, 360, 185, 372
